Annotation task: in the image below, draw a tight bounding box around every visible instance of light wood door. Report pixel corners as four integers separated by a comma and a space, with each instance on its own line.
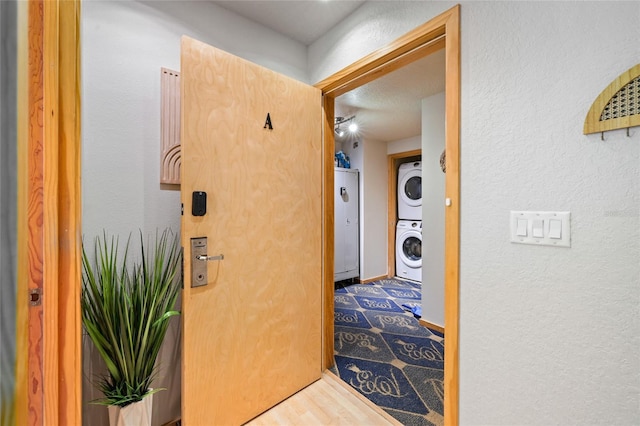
180, 36, 323, 425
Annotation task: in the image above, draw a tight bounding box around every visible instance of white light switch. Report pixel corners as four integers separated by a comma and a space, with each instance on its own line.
549, 219, 562, 239
532, 219, 544, 238
510, 211, 570, 247
516, 219, 528, 236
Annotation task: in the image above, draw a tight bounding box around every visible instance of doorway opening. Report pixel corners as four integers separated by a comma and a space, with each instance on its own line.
316, 5, 460, 424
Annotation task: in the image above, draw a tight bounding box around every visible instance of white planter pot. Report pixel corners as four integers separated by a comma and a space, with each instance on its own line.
107, 393, 153, 426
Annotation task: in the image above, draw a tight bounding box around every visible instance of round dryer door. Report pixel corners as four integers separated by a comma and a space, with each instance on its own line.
398, 231, 422, 268
399, 171, 422, 207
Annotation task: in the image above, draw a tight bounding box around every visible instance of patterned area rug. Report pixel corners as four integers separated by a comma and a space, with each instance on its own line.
333, 278, 444, 426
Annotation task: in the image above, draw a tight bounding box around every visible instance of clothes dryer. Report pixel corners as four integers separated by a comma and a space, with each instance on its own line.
397, 161, 422, 220
396, 220, 422, 283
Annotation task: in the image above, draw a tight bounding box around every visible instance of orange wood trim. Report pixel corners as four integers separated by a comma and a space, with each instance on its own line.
315, 10, 450, 96
54, 1, 82, 424
387, 149, 422, 278
322, 94, 336, 371
19, 1, 82, 424
26, 1, 45, 422
387, 155, 396, 277
419, 319, 445, 334
318, 6, 461, 426
359, 275, 389, 284
43, 3, 61, 423
443, 5, 461, 426
324, 36, 445, 99
390, 150, 422, 158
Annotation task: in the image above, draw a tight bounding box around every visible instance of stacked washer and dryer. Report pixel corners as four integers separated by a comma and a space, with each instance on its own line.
396, 161, 422, 283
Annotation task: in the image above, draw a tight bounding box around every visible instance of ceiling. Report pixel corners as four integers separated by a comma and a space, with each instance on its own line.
211, 0, 445, 143
334, 51, 445, 143
210, 1, 366, 46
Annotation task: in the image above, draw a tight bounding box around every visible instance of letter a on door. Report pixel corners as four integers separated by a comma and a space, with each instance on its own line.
264, 113, 273, 130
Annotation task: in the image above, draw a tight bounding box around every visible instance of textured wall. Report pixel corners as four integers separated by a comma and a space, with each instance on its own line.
360, 139, 389, 280
387, 135, 421, 155
459, 3, 639, 423
343, 136, 389, 280
311, 1, 640, 423
81, 1, 307, 425
309, 1, 452, 84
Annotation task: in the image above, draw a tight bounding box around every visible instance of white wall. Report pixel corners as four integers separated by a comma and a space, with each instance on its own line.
421, 92, 446, 327
81, 2, 307, 425
387, 135, 421, 155
362, 139, 389, 280
311, 1, 640, 423
343, 137, 388, 280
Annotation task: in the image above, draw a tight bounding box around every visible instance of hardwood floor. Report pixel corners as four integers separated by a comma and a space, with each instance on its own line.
244, 373, 400, 425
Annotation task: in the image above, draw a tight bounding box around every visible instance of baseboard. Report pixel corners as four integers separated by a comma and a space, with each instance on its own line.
359, 274, 389, 284
419, 319, 445, 334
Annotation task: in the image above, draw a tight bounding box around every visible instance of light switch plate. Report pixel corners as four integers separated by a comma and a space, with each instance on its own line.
510, 211, 571, 247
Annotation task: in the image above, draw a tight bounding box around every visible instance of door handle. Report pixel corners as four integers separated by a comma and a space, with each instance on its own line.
197, 254, 224, 261
190, 237, 223, 288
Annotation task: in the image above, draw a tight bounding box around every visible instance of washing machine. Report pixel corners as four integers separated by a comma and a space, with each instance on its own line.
397, 161, 422, 220
396, 220, 422, 283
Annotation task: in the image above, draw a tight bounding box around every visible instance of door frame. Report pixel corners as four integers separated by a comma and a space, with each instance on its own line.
315, 5, 460, 424
17, 0, 83, 424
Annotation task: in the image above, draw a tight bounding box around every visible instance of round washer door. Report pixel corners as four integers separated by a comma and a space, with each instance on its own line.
399, 169, 422, 207
397, 230, 422, 268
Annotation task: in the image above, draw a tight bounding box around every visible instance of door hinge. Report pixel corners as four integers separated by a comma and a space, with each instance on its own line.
181, 203, 184, 215
29, 288, 42, 306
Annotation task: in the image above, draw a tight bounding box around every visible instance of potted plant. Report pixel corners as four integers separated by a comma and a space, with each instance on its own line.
81, 229, 182, 426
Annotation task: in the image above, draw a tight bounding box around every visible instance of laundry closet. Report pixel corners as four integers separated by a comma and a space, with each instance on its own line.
395, 158, 423, 283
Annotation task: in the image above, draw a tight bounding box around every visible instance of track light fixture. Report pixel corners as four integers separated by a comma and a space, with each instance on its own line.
335, 116, 357, 137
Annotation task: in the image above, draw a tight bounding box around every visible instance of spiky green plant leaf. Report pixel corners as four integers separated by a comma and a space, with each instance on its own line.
81, 229, 182, 407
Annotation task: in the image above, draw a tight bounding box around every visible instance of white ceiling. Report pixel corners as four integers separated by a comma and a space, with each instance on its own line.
211, 0, 445, 143
210, 1, 366, 46
335, 50, 445, 143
